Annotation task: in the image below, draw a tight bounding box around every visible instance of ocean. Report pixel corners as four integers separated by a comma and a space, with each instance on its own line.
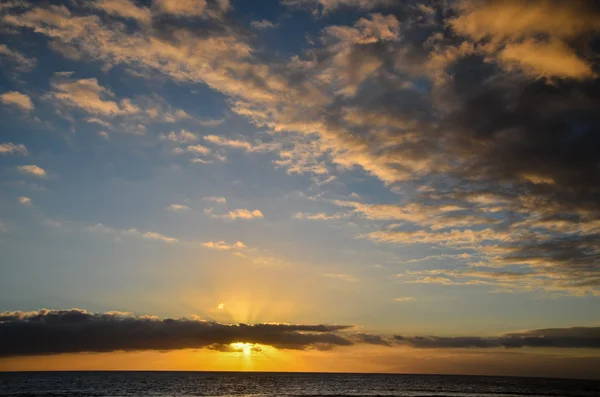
1, 372, 599, 397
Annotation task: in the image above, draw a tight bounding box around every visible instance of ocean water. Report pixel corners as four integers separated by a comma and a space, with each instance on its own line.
1, 372, 599, 397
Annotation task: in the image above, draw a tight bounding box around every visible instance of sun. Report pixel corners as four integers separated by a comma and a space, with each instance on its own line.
231, 342, 253, 357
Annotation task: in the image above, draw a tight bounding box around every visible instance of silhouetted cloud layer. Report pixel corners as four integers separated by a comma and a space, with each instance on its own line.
394, 327, 600, 349
1, 310, 599, 356
0, 309, 352, 356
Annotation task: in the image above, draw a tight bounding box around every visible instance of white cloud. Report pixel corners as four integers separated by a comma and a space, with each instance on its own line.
186, 144, 210, 155
295, 212, 347, 220
18, 196, 31, 205
205, 208, 264, 220
0, 143, 27, 155
394, 296, 415, 303
191, 158, 212, 164
97, 131, 109, 139
161, 130, 198, 143
0, 91, 34, 111
197, 117, 225, 127
282, 0, 394, 14
89, 223, 179, 244
201, 241, 247, 250
138, 230, 179, 243
203, 135, 279, 152
167, 204, 190, 211
48, 75, 139, 117
251, 19, 278, 30
86, 117, 113, 129
203, 196, 227, 204
17, 165, 46, 177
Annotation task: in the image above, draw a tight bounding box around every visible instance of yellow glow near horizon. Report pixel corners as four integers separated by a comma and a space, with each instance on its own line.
231, 342, 253, 357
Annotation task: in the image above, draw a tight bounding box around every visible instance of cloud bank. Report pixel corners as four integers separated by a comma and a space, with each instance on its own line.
0, 309, 352, 356
1, 310, 599, 357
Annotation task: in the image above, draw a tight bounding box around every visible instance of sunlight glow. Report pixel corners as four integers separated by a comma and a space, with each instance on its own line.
231, 342, 253, 357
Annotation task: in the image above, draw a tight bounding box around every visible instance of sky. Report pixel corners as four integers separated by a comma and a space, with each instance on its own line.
0, 0, 600, 379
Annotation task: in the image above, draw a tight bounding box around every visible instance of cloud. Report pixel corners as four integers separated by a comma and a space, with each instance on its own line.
0, 91, 33, 111
394, 327, 600, 349
17, 165, 46, 177
450, 0, 600, 80
203, 135, 279, 152
394, 297, 415, 303
251, 19, 278, 30
204, 135, 253, 151
191, 158, 212, 164
91, 0, 151, 25
48, 74, 139, 117
88, 223, 179, 244
185, 144, 211, 155
203, 196, 227, 204
161, 130, 199, 143
167, 204, 189, 211
201, 241, 247, 250
153, 0, 207, 17
4, 0, 600, 298
333, 200, 500, 230
322, 273, 359, 282
18, 196, 31, 205
206, 208, 264, 220
282, 0, 394, 14
3, 309, 597, 357
86, 117, 113, 129
295, 212, 347, 221
498, 39, 595, 80
450, 0, 600, 41
0, 143, 27, 155
197, 118, 225, 127
140, 231, 178, 243
152, 0, 230, 19
0, 44, 36, 72
0, 309, 354, 356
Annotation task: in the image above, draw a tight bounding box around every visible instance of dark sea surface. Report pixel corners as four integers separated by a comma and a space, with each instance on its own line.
1, 372, 599, 397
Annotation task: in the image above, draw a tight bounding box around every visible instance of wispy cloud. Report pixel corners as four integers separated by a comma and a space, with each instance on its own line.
47, 74, 139, 117
167, 204, 190, 212
205, 208, 264, 220
203, 196, 227, 204
251, 19, 278, 30
161, 130, 199, 143
201, 241, 247, 250
17, 196, 31, 205
0, 143, 27, 155
0, 91, 33, 111
88, 223, 179, 244
184, 144, 211, 155
17, 165, 46, 177
0, 44, 37, 72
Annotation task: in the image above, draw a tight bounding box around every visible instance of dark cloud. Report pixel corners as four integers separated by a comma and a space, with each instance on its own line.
306, 0, 600, 294
394, 327, 600, 349
352, 333, 392, 346
0, 309, 353, 357
2, 310, 600, 357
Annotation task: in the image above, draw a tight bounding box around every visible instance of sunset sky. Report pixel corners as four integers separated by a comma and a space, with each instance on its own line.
1, 0, 599, 379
